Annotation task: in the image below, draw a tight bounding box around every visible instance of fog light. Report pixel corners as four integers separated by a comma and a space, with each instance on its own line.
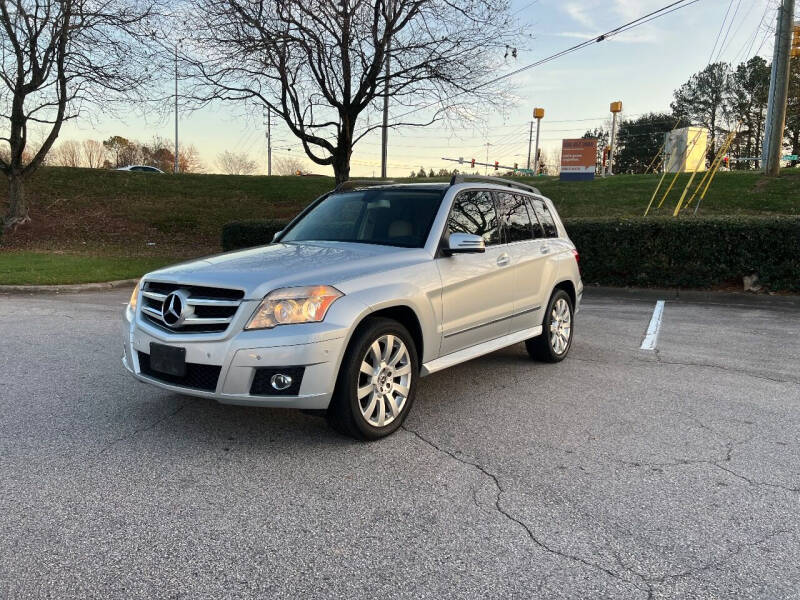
270, 373, 293, 391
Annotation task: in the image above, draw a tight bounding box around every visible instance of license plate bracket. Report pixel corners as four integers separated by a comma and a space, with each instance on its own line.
149, 343, 186, 377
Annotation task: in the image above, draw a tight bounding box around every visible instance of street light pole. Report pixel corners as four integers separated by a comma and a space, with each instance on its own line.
267, 106, 272, 176
174, 42, 179, 174
380, 0, 392, 179
607, 101, 623, 176
533, 108, 544, 174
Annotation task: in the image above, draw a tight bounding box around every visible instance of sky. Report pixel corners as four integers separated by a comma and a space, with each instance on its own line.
59, 0, 780, 177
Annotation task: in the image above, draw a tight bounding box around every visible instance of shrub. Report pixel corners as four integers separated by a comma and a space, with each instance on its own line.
221, 219, 290, 251
565, 216, 800, 292
220, 216, 800, 291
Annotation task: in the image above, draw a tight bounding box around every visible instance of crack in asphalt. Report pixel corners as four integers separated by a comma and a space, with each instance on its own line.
98, 400, 187, 455
401, 424, 796, 598
574, 351, 798, 386
400, 424, 650, 597
642, 349, 800, 385
611, 529, 789, 599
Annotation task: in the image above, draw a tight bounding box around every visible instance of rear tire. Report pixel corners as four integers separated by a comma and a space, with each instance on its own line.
525, 289, 574, 363
327, 318, 418, 440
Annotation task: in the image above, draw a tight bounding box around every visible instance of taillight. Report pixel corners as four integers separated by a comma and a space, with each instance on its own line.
572, 248, 580, 272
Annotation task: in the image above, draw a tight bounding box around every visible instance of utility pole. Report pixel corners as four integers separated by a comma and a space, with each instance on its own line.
526, 121, 534, 170
267, 106, 272, 176
174, 42, 179, 174
763, 0, 796, 176
606, 101, 623, 176
380, 0, 392, 179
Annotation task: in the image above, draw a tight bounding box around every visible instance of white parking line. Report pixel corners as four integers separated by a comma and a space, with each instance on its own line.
640, 300, 665, 350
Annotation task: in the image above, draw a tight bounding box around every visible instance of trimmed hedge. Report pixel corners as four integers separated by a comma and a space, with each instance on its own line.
566, 216, 800, 292
221, 219, 289, 252
221, 216, 800, 291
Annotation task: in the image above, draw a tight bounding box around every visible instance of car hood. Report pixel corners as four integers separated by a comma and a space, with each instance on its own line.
146, 241, 429, 299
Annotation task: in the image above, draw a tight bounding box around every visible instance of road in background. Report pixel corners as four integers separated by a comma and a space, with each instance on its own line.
1, 289, 798, 599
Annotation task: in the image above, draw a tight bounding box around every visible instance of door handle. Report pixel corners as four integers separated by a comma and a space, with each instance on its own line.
540, 245, 550, 254
497, 253, 511, 266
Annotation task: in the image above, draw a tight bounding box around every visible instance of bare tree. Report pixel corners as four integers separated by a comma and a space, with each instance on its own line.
217, 150, 258, 175
82, 139, 106, 168
184, 0, 525, 183
51, 139, 83, 167
274, 155, 306, 175
0, 0, 163, 227
179, 144, 204, 173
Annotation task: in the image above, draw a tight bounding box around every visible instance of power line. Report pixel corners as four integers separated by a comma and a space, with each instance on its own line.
708, 0, 735, 64
371, 0, 703, 129
713, 0, 743, 63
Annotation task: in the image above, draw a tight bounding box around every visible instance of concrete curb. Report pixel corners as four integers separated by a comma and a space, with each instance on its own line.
585, 285, 800, 308
0, 278, 138, 294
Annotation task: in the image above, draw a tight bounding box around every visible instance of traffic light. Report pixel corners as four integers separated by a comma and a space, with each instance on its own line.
792, 24, 800, 58
494, 161, 499, 171
470, 158, 475, 168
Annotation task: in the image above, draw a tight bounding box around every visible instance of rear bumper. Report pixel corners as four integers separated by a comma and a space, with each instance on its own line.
122, 306, 346, 409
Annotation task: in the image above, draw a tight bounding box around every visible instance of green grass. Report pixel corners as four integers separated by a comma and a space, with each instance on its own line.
0, 252, 179, 285
0, 166, 798, 284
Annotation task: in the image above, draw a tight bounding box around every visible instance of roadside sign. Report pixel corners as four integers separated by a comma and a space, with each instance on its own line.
560, 139, 597, 181
783, 154, 798, 161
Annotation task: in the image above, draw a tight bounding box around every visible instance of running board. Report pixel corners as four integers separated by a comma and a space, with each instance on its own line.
421, 326, 543, 376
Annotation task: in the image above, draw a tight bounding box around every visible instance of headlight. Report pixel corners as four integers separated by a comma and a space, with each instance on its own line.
245, 285, 343, 330
128, 281, 140, 310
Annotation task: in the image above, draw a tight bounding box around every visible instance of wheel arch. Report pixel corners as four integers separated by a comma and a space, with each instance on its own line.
552, 279, 576, 307
349, 304, 425, 363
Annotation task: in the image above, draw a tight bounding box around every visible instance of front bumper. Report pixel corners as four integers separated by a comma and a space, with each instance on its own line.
122, 304, 348, 410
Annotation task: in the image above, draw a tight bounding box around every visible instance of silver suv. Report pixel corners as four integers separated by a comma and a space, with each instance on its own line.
122, 176, 582, 439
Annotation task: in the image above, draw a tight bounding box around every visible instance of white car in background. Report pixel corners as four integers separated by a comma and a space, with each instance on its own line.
116, 165, 165, 173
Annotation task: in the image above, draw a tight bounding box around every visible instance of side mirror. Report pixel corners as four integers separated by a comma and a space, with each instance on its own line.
446, 232, 485, 254
272, 230, 283, 242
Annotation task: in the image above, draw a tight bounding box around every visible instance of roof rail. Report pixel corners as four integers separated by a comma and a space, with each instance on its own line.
449, 174, 540, 195
334, 179, 396, 192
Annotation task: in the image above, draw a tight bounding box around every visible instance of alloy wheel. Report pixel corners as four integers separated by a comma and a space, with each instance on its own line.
549, 298, 572, 355
357, 334, 412, 427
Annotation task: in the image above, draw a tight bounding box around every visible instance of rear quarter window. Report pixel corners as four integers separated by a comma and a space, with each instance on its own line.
530, 198, 558, 238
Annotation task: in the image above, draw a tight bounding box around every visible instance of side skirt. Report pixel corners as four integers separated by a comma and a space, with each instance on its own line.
421, 325, 543, 376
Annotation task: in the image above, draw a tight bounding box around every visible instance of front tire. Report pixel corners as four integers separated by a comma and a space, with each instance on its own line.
525, 289, 574, 362
327, 318, 418, 440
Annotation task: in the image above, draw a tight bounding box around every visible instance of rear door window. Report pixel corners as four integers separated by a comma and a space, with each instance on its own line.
448, 191, 501, 246
495, 192, 533, 243
530, 198, 558, 238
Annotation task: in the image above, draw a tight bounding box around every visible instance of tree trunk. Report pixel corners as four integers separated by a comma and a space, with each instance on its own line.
332, 152, 351, 184
4, 174, 30, 229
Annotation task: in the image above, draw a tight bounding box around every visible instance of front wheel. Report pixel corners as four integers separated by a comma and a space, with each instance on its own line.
327, 318, 418, 440
525, 289, 574, 362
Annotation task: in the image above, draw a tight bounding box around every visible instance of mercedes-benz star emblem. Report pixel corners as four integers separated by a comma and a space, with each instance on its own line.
162, 291, 187, 327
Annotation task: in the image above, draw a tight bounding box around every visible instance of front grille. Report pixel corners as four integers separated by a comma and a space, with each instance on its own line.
140, 281, 245, 334
250, 367, 305, 396
138, 352, 221, 392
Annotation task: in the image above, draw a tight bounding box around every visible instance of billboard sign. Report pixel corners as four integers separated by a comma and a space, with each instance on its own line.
560, 138, 597, 181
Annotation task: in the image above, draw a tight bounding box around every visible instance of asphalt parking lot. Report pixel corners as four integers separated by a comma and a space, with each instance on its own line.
1, 288, 799, 599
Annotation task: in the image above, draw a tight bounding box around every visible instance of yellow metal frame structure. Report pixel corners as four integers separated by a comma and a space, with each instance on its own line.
644, 128, 704, 216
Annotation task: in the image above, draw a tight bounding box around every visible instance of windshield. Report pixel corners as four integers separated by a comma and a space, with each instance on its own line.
281, 188, 444, 248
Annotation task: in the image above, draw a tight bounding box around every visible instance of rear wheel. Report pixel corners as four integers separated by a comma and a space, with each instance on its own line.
525, 289, 574, 362
327, 318, 418, 440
